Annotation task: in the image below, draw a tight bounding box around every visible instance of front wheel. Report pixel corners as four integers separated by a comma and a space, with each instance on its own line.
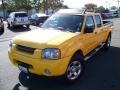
19, 72, 32, 86
63, 54, 84, 84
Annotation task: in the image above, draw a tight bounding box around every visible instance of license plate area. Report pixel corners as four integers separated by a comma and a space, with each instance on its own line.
21, 19, 24, 21
19, 65, 28, 73
18, 62, 32, 73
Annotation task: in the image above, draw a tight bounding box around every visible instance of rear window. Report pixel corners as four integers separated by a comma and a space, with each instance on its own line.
39, 16, 48, 23
15, 13, 28, 17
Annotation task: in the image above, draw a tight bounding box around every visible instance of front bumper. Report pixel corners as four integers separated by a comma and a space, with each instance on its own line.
8, 48, 71, 76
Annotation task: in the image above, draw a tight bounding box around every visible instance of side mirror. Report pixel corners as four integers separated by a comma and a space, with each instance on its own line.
84, 26, 94, 33
39, 23, 43, 27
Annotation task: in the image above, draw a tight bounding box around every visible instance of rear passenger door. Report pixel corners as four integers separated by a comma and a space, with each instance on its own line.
82, 16, 98, 55
94, 15, 106, 43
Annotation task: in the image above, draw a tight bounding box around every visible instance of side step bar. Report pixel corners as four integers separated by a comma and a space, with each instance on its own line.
84, 43, 105, 61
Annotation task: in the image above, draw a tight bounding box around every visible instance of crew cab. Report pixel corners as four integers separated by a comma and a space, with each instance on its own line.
8, 9, 113, 83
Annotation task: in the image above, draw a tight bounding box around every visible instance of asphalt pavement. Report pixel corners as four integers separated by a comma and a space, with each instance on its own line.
0, 18, 120, 90
0, 22, 38, 42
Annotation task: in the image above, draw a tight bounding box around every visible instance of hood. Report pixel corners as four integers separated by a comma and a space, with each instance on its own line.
13, 28, 79, 49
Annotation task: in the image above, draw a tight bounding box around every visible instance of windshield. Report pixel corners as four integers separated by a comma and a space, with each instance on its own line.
41, 14, 84, 32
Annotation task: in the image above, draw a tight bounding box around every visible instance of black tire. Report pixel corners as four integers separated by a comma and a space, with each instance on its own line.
10, 23, 15, 29
103, 34, 111, 50
34, 21, 37, 26
0, 27, 4, 35
26, 25, 30, 28
19, 72, 32, 86
7, 23, 10, 28
63, 53, 84, 84
11, 24, 15, 29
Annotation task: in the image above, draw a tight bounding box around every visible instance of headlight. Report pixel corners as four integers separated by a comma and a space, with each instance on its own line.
42, 48, 61, 60
9, 40, 13, 47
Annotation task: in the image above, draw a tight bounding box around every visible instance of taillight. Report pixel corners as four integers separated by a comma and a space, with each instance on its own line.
0, 17, 3, 22
14, 18, 16, 21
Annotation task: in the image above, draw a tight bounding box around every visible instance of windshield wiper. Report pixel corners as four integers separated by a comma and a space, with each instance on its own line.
66, 28, 73, 32
56, 27, 73, 32
57, 27, 65, 30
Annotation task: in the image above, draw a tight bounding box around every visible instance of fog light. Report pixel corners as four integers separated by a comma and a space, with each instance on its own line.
44, 69, 51, 75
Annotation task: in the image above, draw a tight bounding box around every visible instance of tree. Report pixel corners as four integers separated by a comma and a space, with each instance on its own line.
111, 6, 117, 10
62, 5, 69, 9
97, 6, 105, 13
3, 0, 33, 12
13, 0, 32, 11
0, 0, 64, 14
5, 0, 16, 11
46, 0, 63, 10
103, 9, 109, 13
85, 3, 97, 10
39, 0, 63, 13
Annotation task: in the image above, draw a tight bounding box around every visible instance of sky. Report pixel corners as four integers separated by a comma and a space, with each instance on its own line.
0, 0, 118, 9
63, 0, 119, 8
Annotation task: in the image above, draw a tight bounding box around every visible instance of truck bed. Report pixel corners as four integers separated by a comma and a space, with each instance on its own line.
103, 20, 113, 26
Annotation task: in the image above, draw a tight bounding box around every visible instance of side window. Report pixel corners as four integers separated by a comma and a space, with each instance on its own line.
84, 16, 95, 33
95, 15, 102, 27
86, 16, 95, 28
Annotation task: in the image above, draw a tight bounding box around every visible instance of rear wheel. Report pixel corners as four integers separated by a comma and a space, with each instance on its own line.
103, 34, 111, 50
10, 23, 15, 29
63, 53, 84, 84
7, 23, 10, 28
34, 21, 37, 26
11, 25, 15, 29
26, 25, 30, 28
0, 27, 4, 35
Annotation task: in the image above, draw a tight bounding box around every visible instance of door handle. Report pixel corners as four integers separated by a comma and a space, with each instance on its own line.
94, 32, 97, 34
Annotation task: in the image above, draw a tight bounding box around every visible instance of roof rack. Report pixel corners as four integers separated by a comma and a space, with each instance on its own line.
56, 8, 95, 14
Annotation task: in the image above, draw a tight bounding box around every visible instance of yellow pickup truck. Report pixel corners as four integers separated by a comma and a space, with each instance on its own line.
8, 9, 113, 83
